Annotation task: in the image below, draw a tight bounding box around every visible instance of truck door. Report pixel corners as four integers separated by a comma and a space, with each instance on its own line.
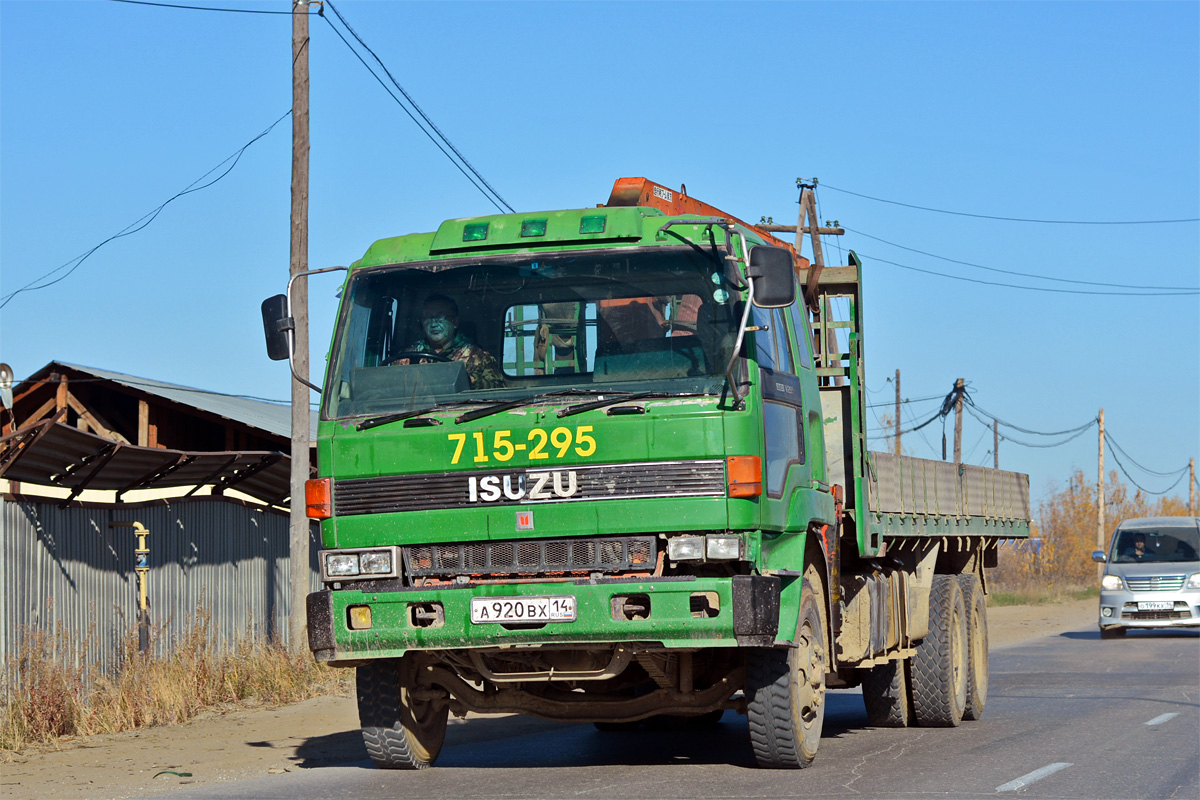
753, 305, 808, 533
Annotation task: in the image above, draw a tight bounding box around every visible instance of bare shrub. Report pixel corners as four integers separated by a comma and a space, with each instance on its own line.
991, 468, 1193, 600
1, 606, 351, 753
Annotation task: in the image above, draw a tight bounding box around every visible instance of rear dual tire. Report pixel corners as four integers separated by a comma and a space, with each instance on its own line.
911, 574, 968, 727
957, 574, 988, 721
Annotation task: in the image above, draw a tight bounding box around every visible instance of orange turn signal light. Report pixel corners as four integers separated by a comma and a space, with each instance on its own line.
726, 456, 762, 498
305, 478, 332, 519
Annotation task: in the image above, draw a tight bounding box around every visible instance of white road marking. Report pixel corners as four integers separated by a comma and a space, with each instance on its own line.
996, 762, 1072, 792
1145, 712, 1179, 726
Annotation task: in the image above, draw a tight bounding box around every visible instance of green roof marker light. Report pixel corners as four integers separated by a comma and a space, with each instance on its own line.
520, 219, 548, 237
579, 214, 606, 234
462, 222, 489, 242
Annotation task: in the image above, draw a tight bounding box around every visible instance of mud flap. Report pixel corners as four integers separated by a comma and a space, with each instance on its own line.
733, 575, 781, 646
307, 589, 336, 660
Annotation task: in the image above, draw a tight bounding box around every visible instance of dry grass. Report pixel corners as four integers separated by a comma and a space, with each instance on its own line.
0, 608, 351, 754
989, 468, 1192, 600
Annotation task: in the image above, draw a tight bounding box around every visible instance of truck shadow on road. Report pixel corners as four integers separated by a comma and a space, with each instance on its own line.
291, 694, 873, 770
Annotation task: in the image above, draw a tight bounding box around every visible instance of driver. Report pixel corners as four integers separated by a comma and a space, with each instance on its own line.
392, 294, 504, 389
1121, 532, 1152, 560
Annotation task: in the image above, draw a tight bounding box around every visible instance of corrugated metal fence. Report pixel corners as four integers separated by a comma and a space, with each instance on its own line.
1, 495, 319, 673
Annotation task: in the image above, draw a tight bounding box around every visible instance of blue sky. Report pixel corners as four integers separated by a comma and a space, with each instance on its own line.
2, 0, 1197, 507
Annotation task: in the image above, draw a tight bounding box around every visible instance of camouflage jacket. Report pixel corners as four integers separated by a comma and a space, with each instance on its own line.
404, 333, 505, 389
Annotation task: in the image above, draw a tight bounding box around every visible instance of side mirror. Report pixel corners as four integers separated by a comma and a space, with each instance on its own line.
1091, 550, 1107, 563
747, 245, 796, 308
261, 294, 293, 361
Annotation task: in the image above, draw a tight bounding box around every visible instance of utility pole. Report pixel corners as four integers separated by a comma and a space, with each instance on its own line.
1097, 408, 1106, 578
288, 0, 311, 652
993, 419, 999, 469
1190, 458, 1195, 516
894, 369, 901, 456
953, 377, 963, 464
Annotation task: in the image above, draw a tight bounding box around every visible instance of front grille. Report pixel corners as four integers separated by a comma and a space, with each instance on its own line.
334, 460, 725, 516
404, 536, 656, 580
1125, 575, 1186, 592
1121, 609, 1192, 621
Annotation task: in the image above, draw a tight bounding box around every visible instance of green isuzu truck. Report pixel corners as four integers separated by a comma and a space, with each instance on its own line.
262, 177, 1031, 769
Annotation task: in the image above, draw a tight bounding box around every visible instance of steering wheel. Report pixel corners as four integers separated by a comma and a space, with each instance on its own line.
390, 350, 452, 364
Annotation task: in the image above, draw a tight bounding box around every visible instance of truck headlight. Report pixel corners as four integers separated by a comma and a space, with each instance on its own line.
706, 535, 743, 560
1101, 574, 1123, 591
667, 536, 704, 561
326, 553, 361, 577
360, 550, 393, 574
1187, 573, 1200, 589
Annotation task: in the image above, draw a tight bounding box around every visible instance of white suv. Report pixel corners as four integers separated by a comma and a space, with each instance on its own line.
1092, 516, 1200, 639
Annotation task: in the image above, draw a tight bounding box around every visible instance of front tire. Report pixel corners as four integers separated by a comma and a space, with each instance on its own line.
1099, 625, 1126, 639
357, 655, 449, 769
957, 574, 989, 721
746, 566, 827, 768
911, 574, 968, 727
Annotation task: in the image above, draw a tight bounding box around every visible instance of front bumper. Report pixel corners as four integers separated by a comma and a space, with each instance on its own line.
307, 574, 783, 663
1098, 588, 1200, 630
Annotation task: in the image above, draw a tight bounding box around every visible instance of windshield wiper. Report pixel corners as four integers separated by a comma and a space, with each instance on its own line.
556, 391, 703, 418
455, 389, 615, 424
356, 401, 492, 431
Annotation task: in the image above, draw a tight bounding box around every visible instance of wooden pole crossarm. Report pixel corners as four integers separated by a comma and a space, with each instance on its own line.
759, 224, 845, 236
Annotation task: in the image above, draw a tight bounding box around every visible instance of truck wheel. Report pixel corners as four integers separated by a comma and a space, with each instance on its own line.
357, 655, 448, 769
957, 574, 988, 721
911, 574, 967, 727
862, 658, 913, 727
1099, 625, 1126, 639
745, 566, 827, 768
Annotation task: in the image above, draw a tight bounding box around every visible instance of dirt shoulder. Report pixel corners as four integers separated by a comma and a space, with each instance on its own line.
2, 598, 1098, 800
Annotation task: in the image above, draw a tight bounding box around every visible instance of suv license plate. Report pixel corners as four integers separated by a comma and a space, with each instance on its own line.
1137, 600, 1173, 611
470, 596, 576, 624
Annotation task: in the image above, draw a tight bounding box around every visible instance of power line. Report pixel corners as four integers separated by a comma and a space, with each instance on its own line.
0, 110, 292, 309
966, 403, 1097, 437
108, 0, 296, 13
106, 0, 515, 214
1103, 431, 1189, 478
844, 226, 1198, 292
321, 1, 514, 214
866, 393, 943, 410
818, 182, 1200, 225
1105, 442, 1190, 496
857, 251, 1199, 297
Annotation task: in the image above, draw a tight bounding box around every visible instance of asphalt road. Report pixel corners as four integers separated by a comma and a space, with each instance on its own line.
162, 626, 1199, 800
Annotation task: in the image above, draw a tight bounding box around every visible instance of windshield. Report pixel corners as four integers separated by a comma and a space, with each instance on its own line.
323, 247, 740, 420
1109, 523, 1200, 564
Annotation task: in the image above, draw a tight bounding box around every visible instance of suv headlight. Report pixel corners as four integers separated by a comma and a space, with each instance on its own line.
1101, 574, 1123, 591
1187, 573, 1200, 590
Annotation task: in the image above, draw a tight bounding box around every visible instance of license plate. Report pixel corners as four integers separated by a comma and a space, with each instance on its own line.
1138, 600, 1173, 611
470, 595, 576, 624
